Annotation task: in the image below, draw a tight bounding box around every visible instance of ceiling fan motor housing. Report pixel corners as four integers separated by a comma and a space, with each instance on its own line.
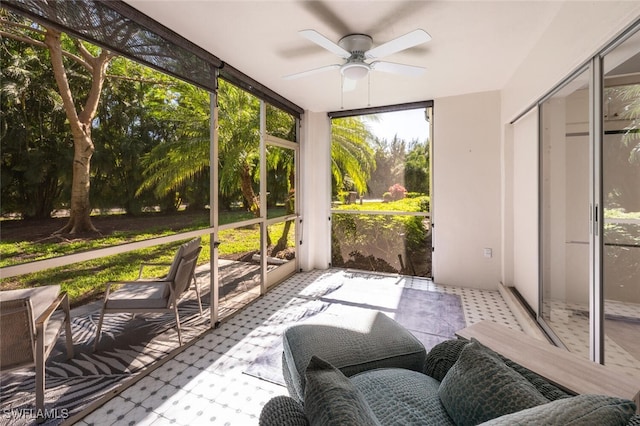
338, 34, 374, 52
338, 34, 373, 80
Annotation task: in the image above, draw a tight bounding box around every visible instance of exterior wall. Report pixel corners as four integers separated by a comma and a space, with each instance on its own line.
432, 91, 502, 290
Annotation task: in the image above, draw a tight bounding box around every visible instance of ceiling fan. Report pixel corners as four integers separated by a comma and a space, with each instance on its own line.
283, 29, 431, 90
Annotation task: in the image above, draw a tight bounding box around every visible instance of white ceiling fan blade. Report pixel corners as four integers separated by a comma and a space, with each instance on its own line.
283, 64, 341, 80
365, 29, 431, 59
342, 77, 358, 92
370, 61, 426, 77
299, 29, 351, 59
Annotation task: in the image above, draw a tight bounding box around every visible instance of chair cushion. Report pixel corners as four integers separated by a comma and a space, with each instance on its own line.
283, 311, 426, 400
303, 356, 380, 426
105, 282, 170, 310
351, 368, 455, 426
166, 237, 201, 281
438, 339, 550, 426
0, 285, 61, 320
478, 394, 637, 425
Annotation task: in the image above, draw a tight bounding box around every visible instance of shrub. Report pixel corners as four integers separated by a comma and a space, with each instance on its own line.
388, 184, 407, 201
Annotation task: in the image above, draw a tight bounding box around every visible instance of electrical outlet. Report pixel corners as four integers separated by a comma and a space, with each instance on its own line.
483, 248, 493, 258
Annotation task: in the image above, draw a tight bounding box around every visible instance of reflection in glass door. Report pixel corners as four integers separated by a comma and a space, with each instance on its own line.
539, 69, 592, 357
602, 29, 640, 378
540, 24, 640, 378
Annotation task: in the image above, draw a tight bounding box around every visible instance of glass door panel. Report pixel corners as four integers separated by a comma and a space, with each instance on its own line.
266, 145, 295, 220
539, 69, 591, 357
266, 219, 297, 285
602, 29, 640, 377
265, 133, 298, 286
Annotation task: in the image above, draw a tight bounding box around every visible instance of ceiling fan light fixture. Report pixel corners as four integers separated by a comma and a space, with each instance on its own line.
340, 62, 369, 80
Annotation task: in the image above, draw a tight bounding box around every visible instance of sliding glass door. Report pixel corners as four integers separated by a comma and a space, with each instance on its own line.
602, 29, 640, 377
539, 68, 591, 355
540, 22, 640, 377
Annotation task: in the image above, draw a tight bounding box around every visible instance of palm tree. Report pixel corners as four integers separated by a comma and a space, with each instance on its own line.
139, 80, 298, 251
217, 81, 261, 215
331, 117, 376, 197
137, 81, 211, 210
138, 80, 286, 220
267, 145, 296, 256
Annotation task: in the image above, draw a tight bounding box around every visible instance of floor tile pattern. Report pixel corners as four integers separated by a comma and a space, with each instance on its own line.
74, 269, 522, 426
544, 299, 640, 379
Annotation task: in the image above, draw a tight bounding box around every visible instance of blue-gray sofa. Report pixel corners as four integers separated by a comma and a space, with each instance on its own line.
259, 314, 639, 425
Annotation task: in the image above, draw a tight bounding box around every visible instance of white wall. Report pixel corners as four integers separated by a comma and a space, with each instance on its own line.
299, 111, 332, 271
432, 91, 502, 290
501, 2, 640, 124
511, 108, 539, 310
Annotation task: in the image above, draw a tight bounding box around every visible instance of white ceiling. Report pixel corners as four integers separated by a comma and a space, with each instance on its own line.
125, 0, 565, 112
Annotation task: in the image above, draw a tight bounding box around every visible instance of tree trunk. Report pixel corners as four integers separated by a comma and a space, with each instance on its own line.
271, 219, 292, 257
271, 173, 295, 257
57, 131, 97, 234
43, 27, 112, 234
239, 162, 273, 246
240, 162, 260, 217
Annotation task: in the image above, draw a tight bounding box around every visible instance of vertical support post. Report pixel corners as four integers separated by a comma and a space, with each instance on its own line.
259, 100, 268, 295
35, 323, 45, 422
295, 116, 302, 272
210, 84, 220, 327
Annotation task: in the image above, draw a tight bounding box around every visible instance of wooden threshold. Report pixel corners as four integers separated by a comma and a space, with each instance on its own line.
456, 320, 640, 414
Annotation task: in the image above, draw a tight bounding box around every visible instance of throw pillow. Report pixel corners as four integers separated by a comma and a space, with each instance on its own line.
424, 339, 469, 381
438, 339, 550, 426
303, 356, 381, 426
478, 394, 637, 425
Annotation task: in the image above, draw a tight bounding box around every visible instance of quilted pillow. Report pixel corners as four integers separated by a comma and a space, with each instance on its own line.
424, 338, 469, 381
438, 339, 550, 426
478, 393, 637, 425
303, 356, 381, 426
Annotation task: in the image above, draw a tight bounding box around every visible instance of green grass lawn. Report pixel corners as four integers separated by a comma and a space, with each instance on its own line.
0, 213, 290, 306
0, 199, 426, 306
333, 196, 430, 213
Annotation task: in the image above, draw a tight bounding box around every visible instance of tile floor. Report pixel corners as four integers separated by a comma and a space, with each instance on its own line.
74, 269, 522, 426
544, 299, 640, 379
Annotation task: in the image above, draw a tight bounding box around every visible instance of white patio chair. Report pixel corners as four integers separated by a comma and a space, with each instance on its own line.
93, 237, 202, 350
136, 237, 204, 315
0, 285, 74, 423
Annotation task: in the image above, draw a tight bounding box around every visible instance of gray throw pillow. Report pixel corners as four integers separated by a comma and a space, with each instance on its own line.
304, 356, 381, 426
438, 339, 550, 426
478, 393, 637, 425
424, 339, 469, 381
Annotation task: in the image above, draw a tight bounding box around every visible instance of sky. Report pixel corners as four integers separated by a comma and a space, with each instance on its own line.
363, 108, 430, 143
